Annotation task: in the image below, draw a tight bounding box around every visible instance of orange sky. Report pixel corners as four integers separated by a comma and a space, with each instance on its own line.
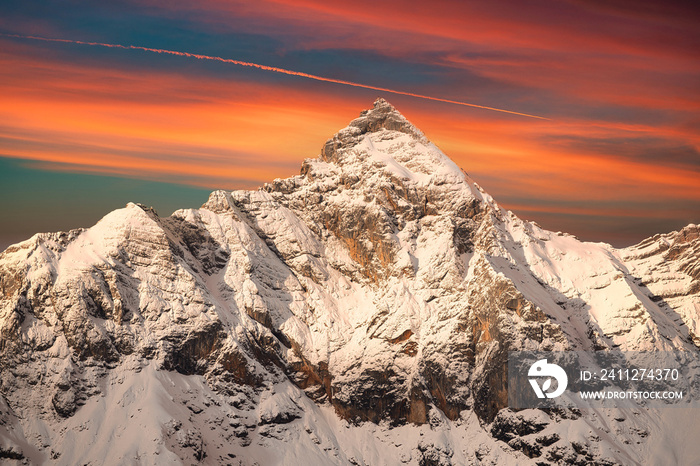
1, 0, 699, 246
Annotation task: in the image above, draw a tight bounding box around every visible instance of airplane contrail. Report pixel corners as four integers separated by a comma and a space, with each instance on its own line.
5, 34, 549, 120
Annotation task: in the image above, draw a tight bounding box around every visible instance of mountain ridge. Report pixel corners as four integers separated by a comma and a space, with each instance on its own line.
1, 99, 699, 465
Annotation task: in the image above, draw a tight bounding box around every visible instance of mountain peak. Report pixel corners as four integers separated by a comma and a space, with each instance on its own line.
313, 99, 469, 194
362, 97, 400, 119
320, 99, 426, 163
2, 98, 700, 465
348, 97, 424, 140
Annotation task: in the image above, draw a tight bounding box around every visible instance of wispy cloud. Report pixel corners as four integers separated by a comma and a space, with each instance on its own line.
4, 33, 549, 120
0, 0, 698, 245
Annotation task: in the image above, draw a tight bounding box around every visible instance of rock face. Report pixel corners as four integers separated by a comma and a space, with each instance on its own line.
0, 98, 699, 465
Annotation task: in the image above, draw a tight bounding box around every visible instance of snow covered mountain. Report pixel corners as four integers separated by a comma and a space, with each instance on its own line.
1, 98, 699, 465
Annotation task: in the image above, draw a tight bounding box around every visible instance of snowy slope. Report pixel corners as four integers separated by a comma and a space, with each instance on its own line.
1, 99, 699, 465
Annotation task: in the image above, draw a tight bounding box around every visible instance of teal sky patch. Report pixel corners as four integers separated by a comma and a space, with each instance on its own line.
0, 157, 212, 251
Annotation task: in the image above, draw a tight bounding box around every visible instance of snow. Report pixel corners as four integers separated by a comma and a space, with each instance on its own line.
1, 99, 698, 465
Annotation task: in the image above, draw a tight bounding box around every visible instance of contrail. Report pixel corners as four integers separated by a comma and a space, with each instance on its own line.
5, 34, 549, 120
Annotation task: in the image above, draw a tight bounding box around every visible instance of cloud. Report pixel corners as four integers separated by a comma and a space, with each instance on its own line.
1, 0, 698, 246
4, 34, 548, 119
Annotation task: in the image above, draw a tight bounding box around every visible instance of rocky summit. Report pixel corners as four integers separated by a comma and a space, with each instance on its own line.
1, 99, 699, 465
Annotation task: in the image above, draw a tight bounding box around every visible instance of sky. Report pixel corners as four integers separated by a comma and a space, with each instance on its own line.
1, 0, 698, 250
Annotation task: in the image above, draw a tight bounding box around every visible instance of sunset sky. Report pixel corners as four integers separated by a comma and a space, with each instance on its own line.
1, 0, 698, 250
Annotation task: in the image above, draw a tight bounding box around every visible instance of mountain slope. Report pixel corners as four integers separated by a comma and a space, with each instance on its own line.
1, 99, 698, 465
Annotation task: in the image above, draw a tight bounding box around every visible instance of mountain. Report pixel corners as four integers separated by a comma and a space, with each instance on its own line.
1, 98, 699, 465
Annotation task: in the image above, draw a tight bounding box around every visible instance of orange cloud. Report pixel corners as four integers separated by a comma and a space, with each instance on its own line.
1, 31, 698, 245
0, 45, 367, 187
5, 34, 548, 120
167, 0, 699, 62
164, 1, 688, 54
